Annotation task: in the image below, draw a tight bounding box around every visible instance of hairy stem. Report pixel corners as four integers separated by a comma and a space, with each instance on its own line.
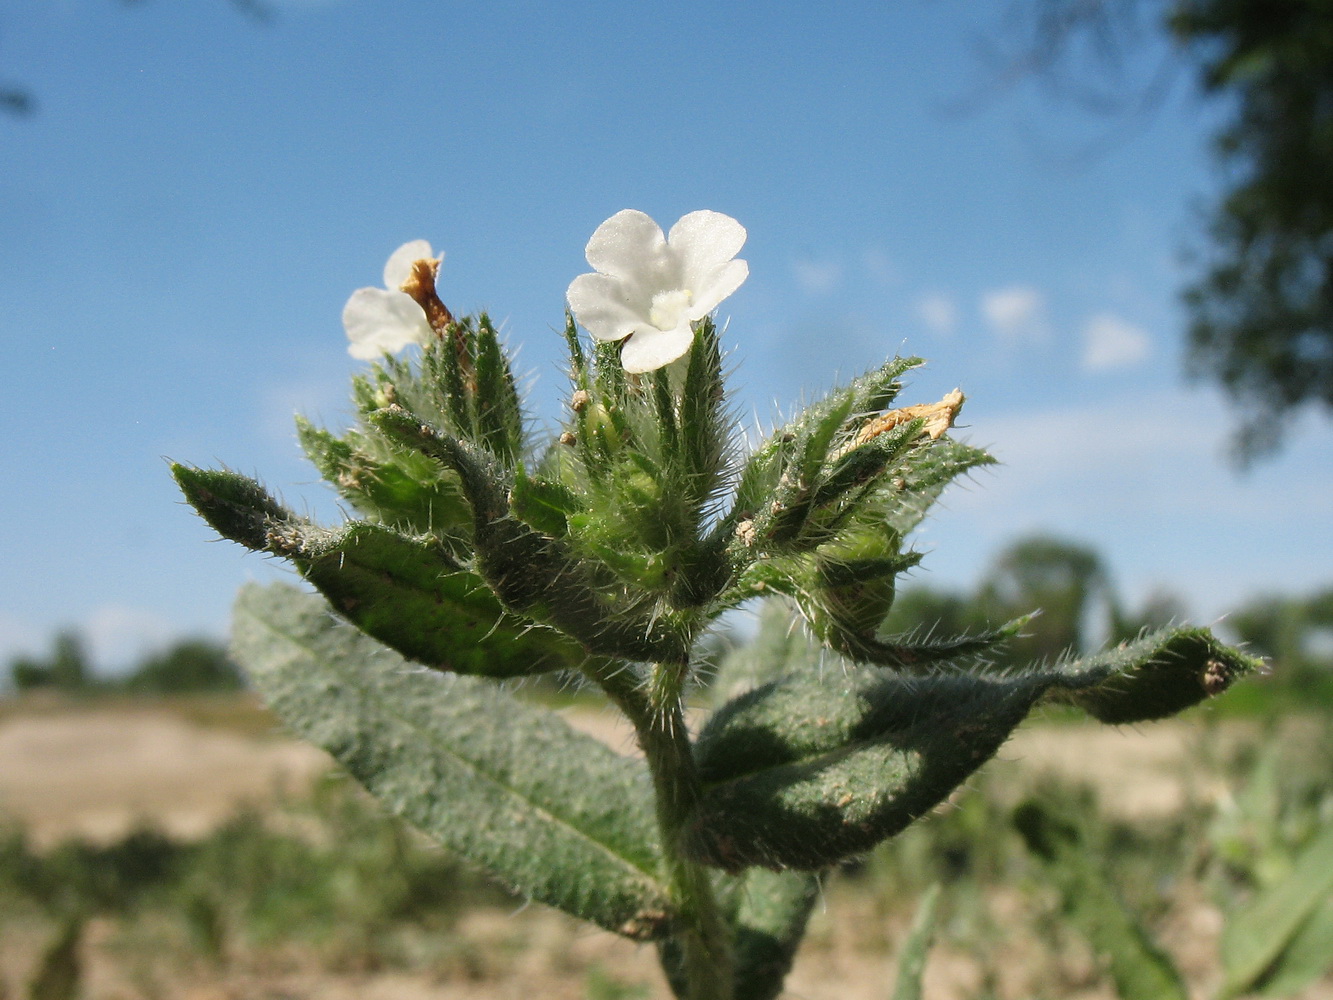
594, 661, 733, 1000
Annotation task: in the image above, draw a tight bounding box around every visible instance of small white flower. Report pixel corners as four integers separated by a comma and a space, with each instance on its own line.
343, 240, 438, 360
566, 210, 748, 373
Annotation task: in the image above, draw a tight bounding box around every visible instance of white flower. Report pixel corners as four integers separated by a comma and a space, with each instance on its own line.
343, 240, 438, 360
566, 210, 748, 373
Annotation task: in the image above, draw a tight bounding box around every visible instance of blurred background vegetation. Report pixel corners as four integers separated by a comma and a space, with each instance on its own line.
17, 529, 1328, 711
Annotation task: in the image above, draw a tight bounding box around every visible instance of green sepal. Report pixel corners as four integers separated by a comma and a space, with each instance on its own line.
295, 415, 472, 546
727, 357, 923, 553
684, 623, 1255, 871
231, 582, 672, 940
882, 438, 995, 537
511, 465, 582, 539
372, 407, 691, 664
470, 313, 525, 465
368, 315, 525, 467
677, 320, 730, 508
554, 320, 733, 609
808, 418, 920, 515
171, 464, 580, 677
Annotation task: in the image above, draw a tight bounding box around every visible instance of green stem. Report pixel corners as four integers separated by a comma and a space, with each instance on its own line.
593, 661, 733, 1000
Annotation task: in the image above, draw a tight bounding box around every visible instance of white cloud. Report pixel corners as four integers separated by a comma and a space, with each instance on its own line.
862, 248, 901, 287
792, 259, 842, 296
1081, 312, 1152, 371
981, 286, 1047, 342
915, 292, 959, 336
925, 392, 1333, 621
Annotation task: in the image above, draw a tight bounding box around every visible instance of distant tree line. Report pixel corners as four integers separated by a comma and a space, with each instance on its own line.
7, 633, 243, 695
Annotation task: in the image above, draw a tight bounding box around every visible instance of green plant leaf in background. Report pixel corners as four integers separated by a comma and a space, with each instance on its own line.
27, 916, 83, 1000
230, 581, 672, 940
891, 883, 941, 1000
1218, 821, 1333, 999
1014, 798, 1189, 1000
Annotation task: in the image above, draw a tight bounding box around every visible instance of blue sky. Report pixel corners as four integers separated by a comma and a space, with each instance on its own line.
2, 0, 1329, 672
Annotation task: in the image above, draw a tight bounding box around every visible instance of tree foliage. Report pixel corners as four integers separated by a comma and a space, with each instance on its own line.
1172, 0, 1333, 459
7, 633, 242, 694
999, 0, 1333, 459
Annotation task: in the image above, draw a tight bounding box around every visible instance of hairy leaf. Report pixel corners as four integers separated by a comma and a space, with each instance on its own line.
231, 582, 672, 940
172, 464, 580, 677
686, 625, 1256, 870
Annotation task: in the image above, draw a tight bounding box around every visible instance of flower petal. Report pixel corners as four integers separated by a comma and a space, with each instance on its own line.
382, 240, 435, 290
585, 210, 668, 279
343, 287, 432, 360
688, 258, 750, 318
567, 272, 649, 343
668, 210, 746, 284
619, 323, 695, 373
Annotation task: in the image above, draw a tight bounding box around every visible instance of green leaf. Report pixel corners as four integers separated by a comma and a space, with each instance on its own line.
655, 868, 820, 1000
1252, 893, 1333, 997
1014, 798, 1188, 1000
27, 917, 83, 1000
891, 883, 941, 1000
171, 463, 289, 551
729, 869, 821, 1000
685, 624, 1256, 871
1046, 626, 1264, 724
686, 669, 1047, 871
275, 520, 584, 678
172, 464, 580, 677
1219, 822, 1333, 999
737, 558, 1024, 670
231, 582, 672, 940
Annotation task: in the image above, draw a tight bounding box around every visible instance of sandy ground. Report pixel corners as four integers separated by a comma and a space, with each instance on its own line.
0, 696, 1324, 1000
0, 698, 1220, 846
0, 701, 329, 846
